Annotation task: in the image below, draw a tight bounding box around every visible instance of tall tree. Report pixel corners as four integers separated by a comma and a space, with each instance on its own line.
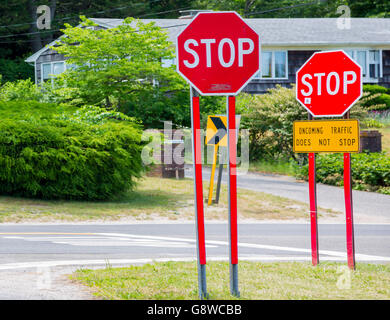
51, 16, 185, 107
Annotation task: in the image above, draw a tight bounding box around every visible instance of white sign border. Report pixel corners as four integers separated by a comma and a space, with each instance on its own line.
295, 49, 363, 118
176, 11, 261, 96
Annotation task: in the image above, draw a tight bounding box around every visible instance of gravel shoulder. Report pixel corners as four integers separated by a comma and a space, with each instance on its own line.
0, 266, 97, 300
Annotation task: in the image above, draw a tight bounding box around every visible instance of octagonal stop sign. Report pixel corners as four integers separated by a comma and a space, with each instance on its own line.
296, 50, 362, 117
176, 12, 260, 95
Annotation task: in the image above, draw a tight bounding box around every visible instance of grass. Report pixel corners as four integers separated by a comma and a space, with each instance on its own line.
0, 176, 339, 223
72, 261, 390, 300
368, 110, 390, 153
249, 159, 296, 176
379, 125, 390, 154
0, 177, 332, 222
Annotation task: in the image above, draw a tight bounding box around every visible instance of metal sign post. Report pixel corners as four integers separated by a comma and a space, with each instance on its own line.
295, 50, 361, 269
176, 11, 259, 298
227, 96, 239, 297
343, 111, 356, 270
307, 113, 319, 266
190, 87, 208, 299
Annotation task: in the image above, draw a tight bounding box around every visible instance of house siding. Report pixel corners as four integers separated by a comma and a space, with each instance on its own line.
33, 46, 390, 92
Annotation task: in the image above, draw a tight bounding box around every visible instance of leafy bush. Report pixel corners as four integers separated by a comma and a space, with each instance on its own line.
0, 102, 144, 200
360, 118, 384, 128
294, 152, 390, 194
0, 100, 75, 120
358, 84, 390, 111
0, 58, 34, 82
0, 79, 44, 101
238, 85, 367, 161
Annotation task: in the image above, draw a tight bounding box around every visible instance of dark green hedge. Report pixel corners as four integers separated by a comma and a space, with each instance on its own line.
0, 102, 144, 200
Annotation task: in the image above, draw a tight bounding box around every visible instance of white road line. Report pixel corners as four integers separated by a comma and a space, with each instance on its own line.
97, 233, 390, 261
1, 233, 389, 266
1, 234, 217, 248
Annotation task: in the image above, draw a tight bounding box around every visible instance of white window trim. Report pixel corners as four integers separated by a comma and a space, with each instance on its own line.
342, 49, 382, 83
253, 50, 288, 80
41, 61, 67, 84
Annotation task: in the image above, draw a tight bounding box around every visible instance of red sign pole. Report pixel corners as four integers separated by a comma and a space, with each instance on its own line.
190, 87, 208, 298
343, 112, 356, 270
308, 114, 319, 266
227, 95, 239, 297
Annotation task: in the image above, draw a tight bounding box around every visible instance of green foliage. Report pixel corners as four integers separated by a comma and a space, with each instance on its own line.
0, 101, 144, 200
239, 85, 367, 161
238, 86, 306, 161
195, 0, 390, 18
0, 58, 34, 82
360, 118, 384, 129
59, 105, 138, 125
0, 79, 43, 101
0, 100, 75, 121
52, 16, 185, 108
118, 88, 189, 129
358, 85, 390, 111
294, 152, 390, 194
116, 87, 225, 129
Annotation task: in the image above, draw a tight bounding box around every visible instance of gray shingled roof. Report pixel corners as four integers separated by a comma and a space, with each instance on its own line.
26, 17, 390, 63
89, 17, 390, 46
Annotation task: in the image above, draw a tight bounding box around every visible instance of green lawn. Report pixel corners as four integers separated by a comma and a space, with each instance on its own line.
249, 159, 297, 176
72, 261, 390, 300
379, 125, 390, 154
0, 176, 339, 223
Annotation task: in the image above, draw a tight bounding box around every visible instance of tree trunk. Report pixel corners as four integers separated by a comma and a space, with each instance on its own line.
28, 0, 42, 52
44, 0, 57, 44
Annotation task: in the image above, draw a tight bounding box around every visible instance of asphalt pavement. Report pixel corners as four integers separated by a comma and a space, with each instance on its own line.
0, 222, 389, 299
185, 165, 390, 222
0, 222, 389, 267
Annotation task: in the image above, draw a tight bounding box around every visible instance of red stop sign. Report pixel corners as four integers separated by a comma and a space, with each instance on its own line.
296, 50, 362, 117
176, 12, 260, 96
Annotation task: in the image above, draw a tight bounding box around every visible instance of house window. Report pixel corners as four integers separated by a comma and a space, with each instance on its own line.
369, 50, 380, 79
41, 61, 66, 83
42, 63, 52, 82
254, 51, 288, 79
274, 51, 287, 78
343, 49, 381, 82
261, 52, 272, 78
53, 62, 65, 75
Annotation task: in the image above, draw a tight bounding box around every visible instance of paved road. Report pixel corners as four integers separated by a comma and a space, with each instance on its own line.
185, 166, 390, 222
0, 222, 388, 299
0, 223, 389, 267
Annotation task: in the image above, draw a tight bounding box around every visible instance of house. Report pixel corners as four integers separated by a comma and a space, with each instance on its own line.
25, 15, 390, 94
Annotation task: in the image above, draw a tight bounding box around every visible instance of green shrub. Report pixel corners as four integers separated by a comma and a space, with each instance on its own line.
358, 84, 390, 111
118, 88, 225, 129
0, 100, 75, 120
0, 58, 34, 82
294, 152, 390, 194
0, 79, 43, 101
360, 118, 384, 128
0, 102, 144, 200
